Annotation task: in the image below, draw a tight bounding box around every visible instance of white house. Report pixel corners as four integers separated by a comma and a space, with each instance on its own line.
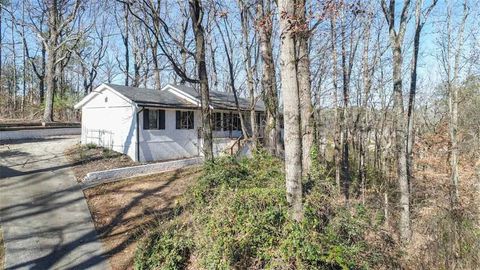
74, 83, 265, 162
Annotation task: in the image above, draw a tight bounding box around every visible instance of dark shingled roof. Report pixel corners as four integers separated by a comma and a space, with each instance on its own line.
105, 84, 197, 109
105, 83, 265, 111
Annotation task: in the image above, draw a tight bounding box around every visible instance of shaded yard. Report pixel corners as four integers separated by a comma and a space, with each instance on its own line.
83, 166, 202, 270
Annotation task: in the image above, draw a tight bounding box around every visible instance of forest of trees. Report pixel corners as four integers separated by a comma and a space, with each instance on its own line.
1, 0, 479, 268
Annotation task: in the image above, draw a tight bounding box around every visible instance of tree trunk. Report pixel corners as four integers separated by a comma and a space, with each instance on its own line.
278, 0, 303, 221
407, 0, 437, 194
448, 0, 468, 205
257, 0, 280, 156
148, 32, 161, 89
123, 3, 130, 86
10, 3, 17, 114
330, 16, 341, 191
360, 16, 372, 205
40, 44, 46, 103
381, 0, 412, 243
340, 16, 352, 202
43, 1, 59, 123
239, 0, 257, 146
296, 0, 314, 177
189, 0, 213, 161
22, 0, 27, 115
392, 42, 410, 241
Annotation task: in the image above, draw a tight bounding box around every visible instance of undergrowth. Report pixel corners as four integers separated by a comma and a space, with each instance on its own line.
134, 150, 400, 270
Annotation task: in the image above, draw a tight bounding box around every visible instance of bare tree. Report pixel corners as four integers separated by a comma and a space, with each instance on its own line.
190, 0, 214, 160
214, 10, 249, 137
239, 0, 258, 146
437, 0, 469, 205
37, 0, 82, 122
381, 0, 412, 242
77, 19, 108, 95
296, 0, 314, 177
256, 0, 281, 156
278, 0, 303, 221
330, 12, 342, 190
406, 0, 438, 191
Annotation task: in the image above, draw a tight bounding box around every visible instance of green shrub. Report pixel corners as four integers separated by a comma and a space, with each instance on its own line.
135, 150, 399, 270
135, 222, 193, 270
85, 143, 97, 149
194, 187, 288, 269
191, 150, 284, 206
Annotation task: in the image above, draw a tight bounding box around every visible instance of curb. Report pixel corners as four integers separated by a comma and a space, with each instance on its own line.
80, 157, 203, 189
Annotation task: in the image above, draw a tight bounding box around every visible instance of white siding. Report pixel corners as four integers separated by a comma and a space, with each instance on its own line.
78, 86, 246, 163
80, 88, 137, 161
138, 109, 201, 162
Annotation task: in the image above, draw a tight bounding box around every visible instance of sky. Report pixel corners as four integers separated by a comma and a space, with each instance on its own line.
1, 0, 479, 107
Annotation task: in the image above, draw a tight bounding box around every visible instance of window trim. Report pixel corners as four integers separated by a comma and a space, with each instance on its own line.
176, 110, 195, 130
143, 109, 165, 130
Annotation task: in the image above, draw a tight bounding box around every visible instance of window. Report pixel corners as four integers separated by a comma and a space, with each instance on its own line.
222, 112, 242, 131
223, 112, 231, 131
256, 113, 266, 128
213, 112, 222, 131
232, 113, 241, 131
176, 110, 194, 129
143, 109, 165, 130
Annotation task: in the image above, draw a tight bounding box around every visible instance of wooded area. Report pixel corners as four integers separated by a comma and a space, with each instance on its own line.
1, 0, 479, 268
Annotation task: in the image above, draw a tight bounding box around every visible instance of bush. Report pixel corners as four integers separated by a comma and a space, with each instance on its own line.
194, 187, 288, 269
135, 222, 193, 270
85, 143, 97, 149
135, 150, 400, 270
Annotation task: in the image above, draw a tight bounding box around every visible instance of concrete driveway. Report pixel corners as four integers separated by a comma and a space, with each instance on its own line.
0, 136, 110, 270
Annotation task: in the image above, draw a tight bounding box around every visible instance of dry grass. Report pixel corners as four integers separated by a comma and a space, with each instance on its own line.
65, 144, 136, 181
83, 166, 202, 270
405, 125, 480, 269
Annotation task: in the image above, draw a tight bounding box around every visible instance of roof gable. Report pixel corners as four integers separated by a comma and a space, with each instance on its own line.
74, 84, 134, 109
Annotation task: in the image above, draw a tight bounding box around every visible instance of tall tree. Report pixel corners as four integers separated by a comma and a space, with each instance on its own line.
296, 0, 314, 177
41, 0, 82, 122
330, 12, 342, 190
406, 0, 437, 192
239, 0, 258, 146
339, 7, 360, 201
189, 0, 213, 160
438, 0, 469, 205
215, 11, 249, 137
381, 0, 412, 242
278, 0, 303, 221
9, 0, 17, 112
256, 0, 281, 156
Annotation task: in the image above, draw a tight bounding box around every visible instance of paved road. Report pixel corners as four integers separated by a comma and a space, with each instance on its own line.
0, 136, 110, 270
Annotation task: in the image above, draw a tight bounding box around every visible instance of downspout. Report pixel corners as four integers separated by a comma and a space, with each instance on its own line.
136, 106, 144, 163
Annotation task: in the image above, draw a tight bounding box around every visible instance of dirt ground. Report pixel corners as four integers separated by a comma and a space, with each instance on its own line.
65, 144, 136, 181
83, 166, 202, 270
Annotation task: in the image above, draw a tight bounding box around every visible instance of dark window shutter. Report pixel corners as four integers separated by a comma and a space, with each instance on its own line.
143, 109, 149, 130
159, 110, 165, 129
176, 111, 181, 129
